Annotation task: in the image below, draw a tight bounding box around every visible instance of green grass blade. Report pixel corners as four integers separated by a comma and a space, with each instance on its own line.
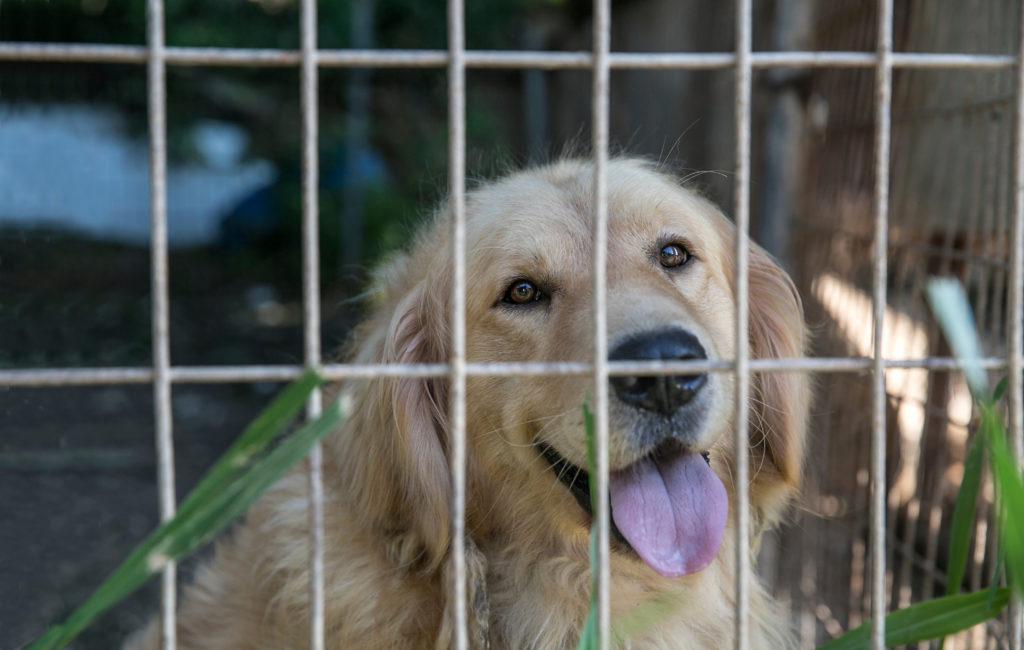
26, 377, 339, 650
925, 279, 988, 399
576, 400, 684, 647
887, 588, 1011, 646
576, 400, 718, 647
925, 280, 1023, 589
993, 376, 1009, 402
577, 400, 599, 650
989, 546, 1006, 602
577, 599, 598, 650
163, 400, 345, 559
609, 590, 681, 645
177, 370, 323, 514
584, 401, 597, 514
984, 404, 1024, 594
817, 588, 1011, 650
945, 429, 985, 596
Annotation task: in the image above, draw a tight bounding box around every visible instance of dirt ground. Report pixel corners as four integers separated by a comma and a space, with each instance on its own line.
0, 230, 357, 649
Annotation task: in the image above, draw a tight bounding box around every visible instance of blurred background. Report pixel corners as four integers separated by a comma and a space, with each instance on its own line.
1, 0, 1021, 647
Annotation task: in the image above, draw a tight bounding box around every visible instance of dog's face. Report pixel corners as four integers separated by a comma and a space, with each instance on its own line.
460, 160, 748, 577
464, 160, 736, 460
373, 158, 808, 579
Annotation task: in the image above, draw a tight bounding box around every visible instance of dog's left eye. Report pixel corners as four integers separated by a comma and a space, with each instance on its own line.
659, 243, 691, 269
502, 279, 543, 305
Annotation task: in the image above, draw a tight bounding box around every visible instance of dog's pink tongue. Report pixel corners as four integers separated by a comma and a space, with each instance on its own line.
609, 452, 728, 577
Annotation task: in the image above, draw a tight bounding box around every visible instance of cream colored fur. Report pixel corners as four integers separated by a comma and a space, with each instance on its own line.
127, 158, 809, 649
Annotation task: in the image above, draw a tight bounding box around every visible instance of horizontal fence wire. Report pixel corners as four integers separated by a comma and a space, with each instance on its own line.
0, 43, 1018, 69
0, 357, 1019, 387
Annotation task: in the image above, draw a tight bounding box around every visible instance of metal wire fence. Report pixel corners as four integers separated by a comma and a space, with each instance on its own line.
1, 1, 1023, 649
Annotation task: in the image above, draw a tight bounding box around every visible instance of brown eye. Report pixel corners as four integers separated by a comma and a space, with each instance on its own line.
659, 243, 690, 268
504, 280, 541, 305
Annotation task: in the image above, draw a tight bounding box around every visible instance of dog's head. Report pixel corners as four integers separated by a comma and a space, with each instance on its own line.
351, 158, 809, 577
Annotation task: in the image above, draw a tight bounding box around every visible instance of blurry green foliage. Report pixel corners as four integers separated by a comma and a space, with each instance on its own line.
0, 0, 567, 49
1, 0, 566, 277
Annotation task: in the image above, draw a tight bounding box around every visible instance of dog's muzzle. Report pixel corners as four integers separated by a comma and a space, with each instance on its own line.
609, 328, 707, 415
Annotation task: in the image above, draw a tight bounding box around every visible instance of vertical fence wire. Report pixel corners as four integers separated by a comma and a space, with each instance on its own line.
299, 0, 325, 647
732, 1, 753, 648
1007, 2, 1024, 647
870, 0, 894, 648
590, 0, 612, 647
446, 0, 468, 647
145, 0, 176, 646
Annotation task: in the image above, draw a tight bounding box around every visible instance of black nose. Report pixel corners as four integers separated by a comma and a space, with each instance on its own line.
609, 329, 708, 416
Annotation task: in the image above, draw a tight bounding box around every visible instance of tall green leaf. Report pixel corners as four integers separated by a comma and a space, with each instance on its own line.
945, 430, 985, 597
826, 279, 1021, 650
984, 403, 1024, 595
992, 376, 1009, 402
577, 400, 599, 650
925, 278, 988, 399
818, 589, 1011, 650
609, 590, 682, 646
575, 401, 685, 648
27, 372, 343, 650
177, 370, 323, 514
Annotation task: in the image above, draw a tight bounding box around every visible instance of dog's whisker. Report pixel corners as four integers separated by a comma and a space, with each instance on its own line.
679, 168, 731, 184
474, 408, 578, 448
552, 452, 581, 486
748, 394, 789, 417
477, 410, 572, 435
567, 464, 587, 494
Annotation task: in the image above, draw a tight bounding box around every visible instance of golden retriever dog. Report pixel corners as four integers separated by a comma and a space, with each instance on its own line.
128, 158, 809, 649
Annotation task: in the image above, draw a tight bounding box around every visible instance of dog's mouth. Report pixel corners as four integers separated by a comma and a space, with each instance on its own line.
538, 440, 727, 578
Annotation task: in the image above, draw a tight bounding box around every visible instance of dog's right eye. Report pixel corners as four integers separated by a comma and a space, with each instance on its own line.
659, 242, 691, 269
502, 279, 543, 305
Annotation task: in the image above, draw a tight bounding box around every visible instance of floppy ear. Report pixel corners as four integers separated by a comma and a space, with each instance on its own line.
379, 281, 453, 565
747, 245, 810, 494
